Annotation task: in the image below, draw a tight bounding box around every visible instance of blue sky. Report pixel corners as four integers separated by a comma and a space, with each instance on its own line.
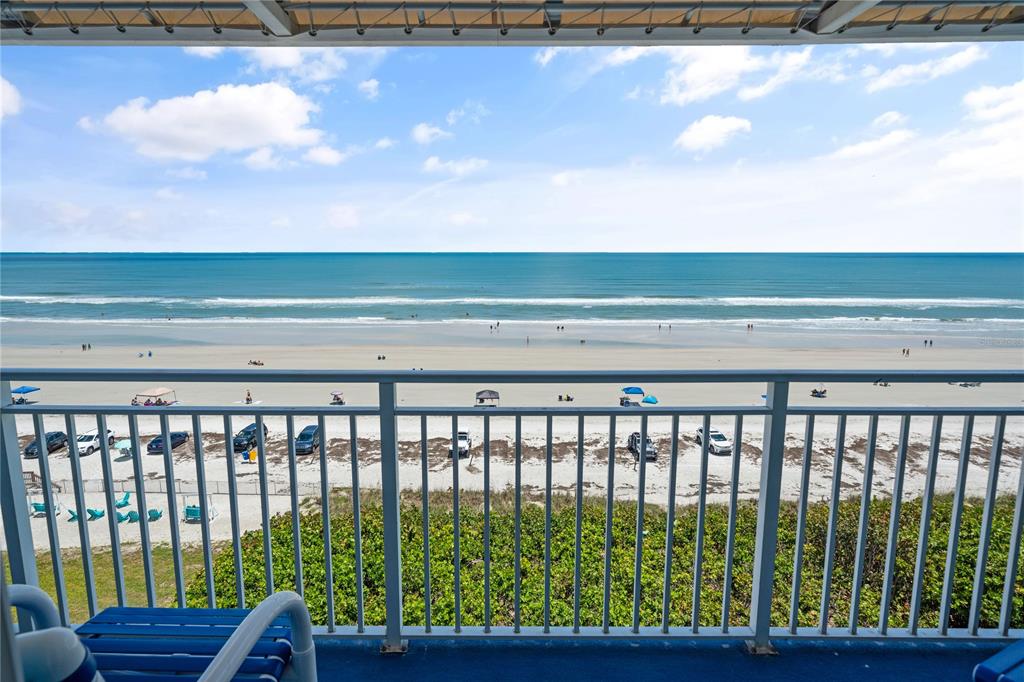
1, 42, 1021, 251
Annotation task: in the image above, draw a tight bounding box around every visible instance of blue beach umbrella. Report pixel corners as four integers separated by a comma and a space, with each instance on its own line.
621, 386, 645, 395
11, 386, 39, 395
642, 395, 658, 405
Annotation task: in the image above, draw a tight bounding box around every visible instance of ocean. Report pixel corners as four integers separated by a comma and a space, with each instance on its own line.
1, 253, 1022, 346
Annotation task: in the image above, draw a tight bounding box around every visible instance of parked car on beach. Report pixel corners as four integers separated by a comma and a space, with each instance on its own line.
24, 431, 68, 458
694, 427, 733, 455
233, 422, 270, 452
147, 431, 190, 454
294, 424, 321, 455
75, 428, 116, 455
627, 432, 657, 461
449, 431, 472, 458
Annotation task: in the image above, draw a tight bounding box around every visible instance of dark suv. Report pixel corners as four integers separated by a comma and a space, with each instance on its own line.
24, 431, 68, 458
233, 422, 270, 452
294, 424, 320, 455
627, 432, 657, 461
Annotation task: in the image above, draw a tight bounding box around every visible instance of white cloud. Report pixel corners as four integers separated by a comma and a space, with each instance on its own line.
448, 211, 485, 226
872, 111, 909, 128
551, 171, 582, 187
828, 129, 916, 160
446, 100, 490, 126
375, 137, 397, 149
98, 82, 321, 162
326, 204, 359, 229
674, 115, 752, 154
302, 145, 350, 166
155, 186, 183, 200
358, 79, 380, 100
963, 79, 1024, 121
661, 48, 768, 106
422, 156, 488, 177
1, 77, 22, 120
865, 45, 986, 92
411, 122, 452, 145
77, 116, 95, 131
183, 46, 225, 58
534, 47, 581, 67
236, 47, 348, 84
244, 146, 284, 170
51, 201, 92, 226
166, 166, 207, 181
737, 47, 838, 101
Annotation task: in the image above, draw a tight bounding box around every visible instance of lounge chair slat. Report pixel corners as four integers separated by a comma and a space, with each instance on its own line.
89, 607, 289, 625
77, 623, 291, 638
92, 653, 285, 675
81, 636, 291, 657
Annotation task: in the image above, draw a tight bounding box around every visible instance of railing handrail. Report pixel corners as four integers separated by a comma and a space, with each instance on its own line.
2, 367, 1023, 384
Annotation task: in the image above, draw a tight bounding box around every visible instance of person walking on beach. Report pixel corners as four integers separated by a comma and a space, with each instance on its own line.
245, 390, 252, 405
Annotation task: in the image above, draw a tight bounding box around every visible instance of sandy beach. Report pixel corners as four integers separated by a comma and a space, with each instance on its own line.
3, 341, 1022, 551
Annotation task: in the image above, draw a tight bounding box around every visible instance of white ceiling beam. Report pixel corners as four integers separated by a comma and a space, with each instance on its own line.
812, 0, 881, 34
242, 0, 296, 36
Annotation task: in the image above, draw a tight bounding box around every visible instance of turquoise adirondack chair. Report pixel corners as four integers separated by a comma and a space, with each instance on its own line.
87, 508, 105, 521
126, 510, 140, 523
183, 505, 202, 523
68, 509, 80, 522
116, 511, 131, 523
114, 491, 131, 508
147, 509, 163, 522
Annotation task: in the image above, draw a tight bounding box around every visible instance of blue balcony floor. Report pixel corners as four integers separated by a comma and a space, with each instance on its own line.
315, 638, 1005, 681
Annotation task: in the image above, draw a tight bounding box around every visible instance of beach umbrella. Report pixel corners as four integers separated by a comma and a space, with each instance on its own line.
642, 395, 658, 405
621, 386, 645, 395
11, 386, 40, 395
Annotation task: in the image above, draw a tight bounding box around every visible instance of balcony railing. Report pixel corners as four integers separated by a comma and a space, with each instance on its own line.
1, 368, 1022, 653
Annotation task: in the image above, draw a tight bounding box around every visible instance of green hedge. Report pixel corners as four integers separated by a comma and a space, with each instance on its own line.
186, 491, 1024, 631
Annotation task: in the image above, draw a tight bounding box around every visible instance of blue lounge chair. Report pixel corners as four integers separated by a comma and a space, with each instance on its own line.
975, 639, 1024, 681
127, 510, 140, 523
116, 511, 131, 523
86, 508, 105, 521
67, 509, 80, 522
184, 504, 203, 522
28, 497, 61, 518
7, 583, 317, 682
148, 508, 163, 521
114, 491, 131, 508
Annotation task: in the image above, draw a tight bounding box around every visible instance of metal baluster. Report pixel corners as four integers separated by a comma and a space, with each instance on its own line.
544, 414, 553, 633
749, 381, 789, 653
632, 414, 648, 633
1000, 426, 1024, 636
819, 415, 847, 635
969, 416, 1004, 635
692, 414, 710, 633
33, 414, 69, 625
602, 416, 616, 634
286, 416, 304, 596
351, 415, 365, 633
662, 415, 680, 633
128, 415, 156, 608
254, 415, 273, 596
849, 415, 878, 633
879, 415, 910, 634
96, 415, 125, 607
191, 415, 215, 608
452, 415, 462, 633
420, 415, 431, 633
909, 415, 943, 635
159, 414, 185, 607
939, 416, 974, 635
789, 415, 815, 634
574, 415, 585, 634
378, 381, 405, 652
513, 415, 522, 633
64, 416, 97, 617
484, 414, 492, 633
721, 414, 743, 633
223, 415, 244, 609
318, 415, 335, 633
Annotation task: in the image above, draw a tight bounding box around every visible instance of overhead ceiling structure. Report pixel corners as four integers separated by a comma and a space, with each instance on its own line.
1, 0, 1022, 45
